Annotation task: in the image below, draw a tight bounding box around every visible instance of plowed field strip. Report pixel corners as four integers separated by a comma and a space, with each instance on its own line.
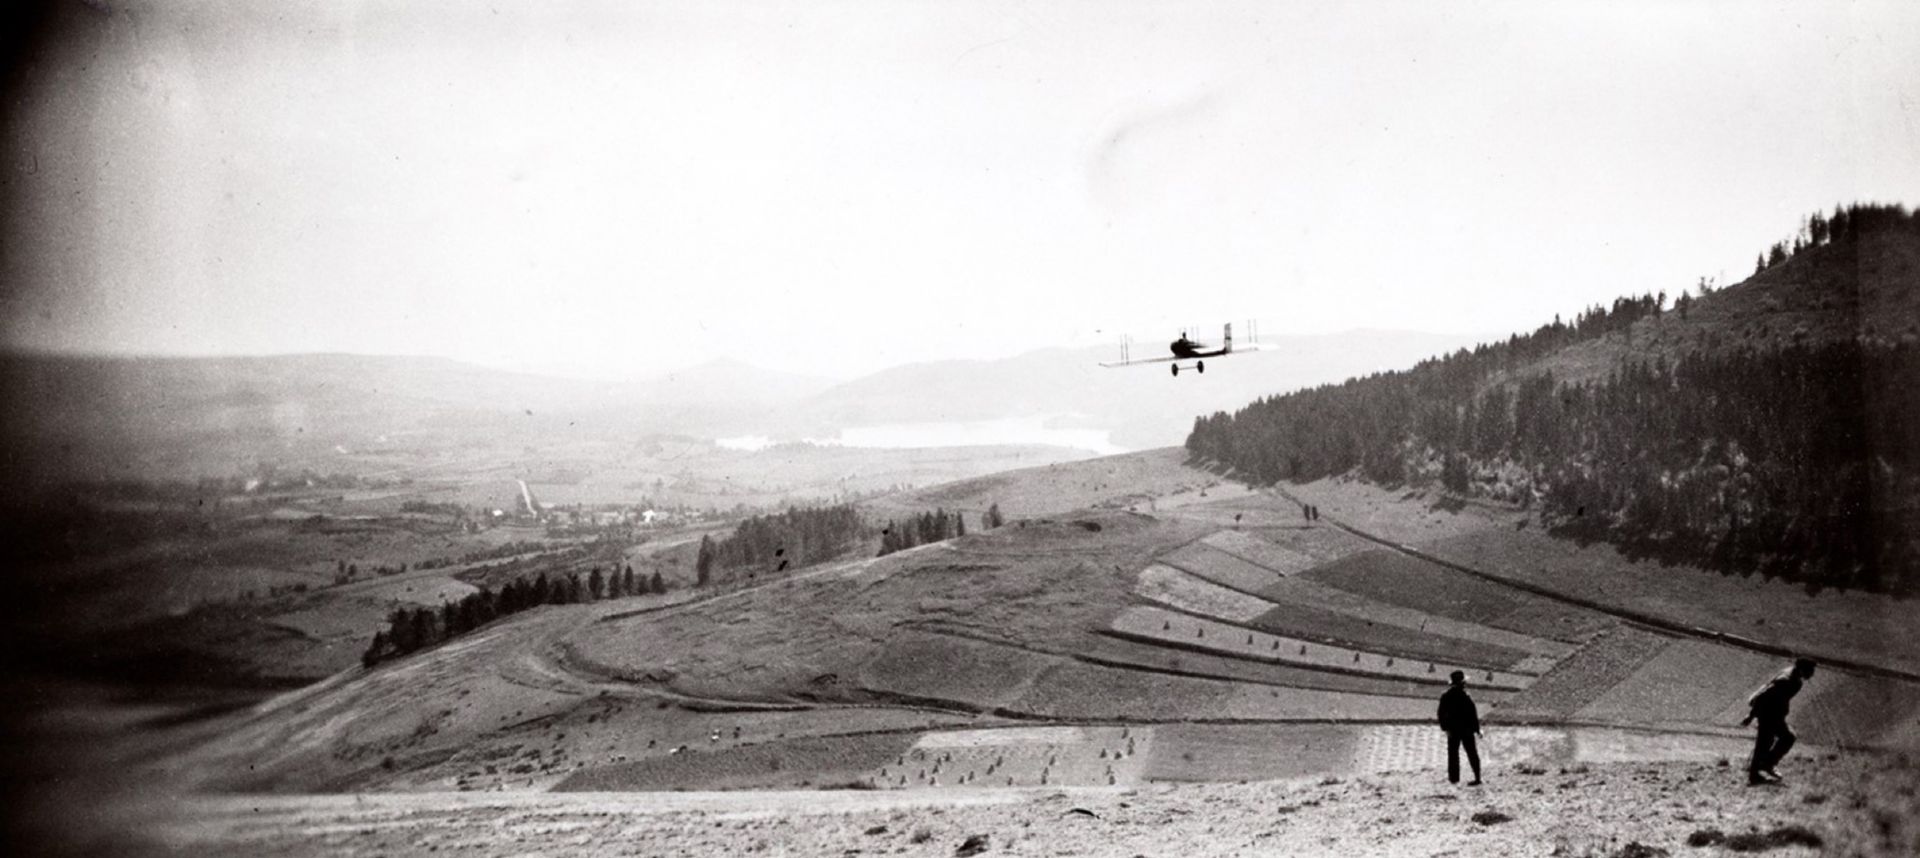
1255, 576, 1573, 659
1247, 601, 1535, 671
1140, 577, 1533, 673
1199, 530, 1319, 576
1013, 659, 1434, 722
1161, 543, 1284, 593
1075, 633, 1447, 699
1490, 627, 1672, 721
1112, 606, 1533, 689
1575, 639, 1782, 725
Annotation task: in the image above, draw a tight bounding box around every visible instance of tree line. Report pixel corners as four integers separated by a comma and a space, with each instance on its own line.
362, 564, 667, 667
877, 508, 964, 556
695, 504, 866, 584
1188, 204, 1919, 596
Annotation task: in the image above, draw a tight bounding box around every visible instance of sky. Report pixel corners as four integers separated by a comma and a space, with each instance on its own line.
4, 0, 1918, 380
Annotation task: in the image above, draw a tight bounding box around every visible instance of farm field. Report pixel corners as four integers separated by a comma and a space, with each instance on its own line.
1283, 476, 1920, 676
1110, 606, 1534, 690
1490, 627, 1671, 722
1244, 598, 1538, 671
1254, 576, 1573, 663
1160, 541, 1286, 593
1301, 548, 1618, 643
1574, 638, 1781, 727
1198, 528, 1328, 575
1073, 632, 1445, 699
1134, 563, 1272, 623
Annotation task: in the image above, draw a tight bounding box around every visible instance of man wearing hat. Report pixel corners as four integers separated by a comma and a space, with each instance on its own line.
1437, 670, 1482, 785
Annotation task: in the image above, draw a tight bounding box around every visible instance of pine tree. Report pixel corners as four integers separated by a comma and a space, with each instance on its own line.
649, 571, 666, 594
696, 535, 715, 586
362, 631, 388, 667
410, 609, 435, 651
589, 567, 605, 600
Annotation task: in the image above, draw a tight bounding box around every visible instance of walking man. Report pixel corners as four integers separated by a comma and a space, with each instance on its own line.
1743, 657, 1816, 785
1437, 670, 1482, 785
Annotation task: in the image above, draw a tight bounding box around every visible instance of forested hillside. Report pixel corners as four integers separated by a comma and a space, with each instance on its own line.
1189, 204, 1920, 596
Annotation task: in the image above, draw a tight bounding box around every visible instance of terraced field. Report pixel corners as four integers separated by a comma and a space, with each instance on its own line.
1253, 576, 1572, 662
1197, 529, 1324, 575
1302, 549, 1616, 642
1244, 599, 1538, 671
1010, 658, 1434, 722
1134, 564, 1272, 623
1489, 627, 1672, 721
1073, 633, 1446, 699
1574, 638, 1781, 726
1160, 542, 1285, 593
1109, 606, 1534, 690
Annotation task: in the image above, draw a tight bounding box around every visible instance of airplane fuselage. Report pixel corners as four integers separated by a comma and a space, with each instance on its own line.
1170, 339, 1228, 359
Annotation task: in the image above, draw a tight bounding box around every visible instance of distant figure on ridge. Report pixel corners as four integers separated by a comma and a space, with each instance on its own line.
1743, 657, 1816, 785
1437, 670, 1482, 785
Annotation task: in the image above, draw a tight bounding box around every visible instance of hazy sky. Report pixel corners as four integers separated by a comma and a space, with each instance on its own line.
5, 0, 1918, 379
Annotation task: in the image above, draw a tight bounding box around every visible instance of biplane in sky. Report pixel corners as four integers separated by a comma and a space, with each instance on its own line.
1099, 321, 1266, 376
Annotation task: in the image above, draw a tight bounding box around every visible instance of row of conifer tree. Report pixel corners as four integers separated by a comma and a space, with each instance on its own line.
368, 500, 1015, 666
694, 504, 866, 584
361, 565, 667, 667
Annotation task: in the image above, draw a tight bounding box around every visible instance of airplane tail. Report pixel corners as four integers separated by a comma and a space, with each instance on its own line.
1224, 322, 1233, 352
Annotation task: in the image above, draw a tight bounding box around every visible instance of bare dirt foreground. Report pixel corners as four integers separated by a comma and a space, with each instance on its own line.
150, 751, 1917, 857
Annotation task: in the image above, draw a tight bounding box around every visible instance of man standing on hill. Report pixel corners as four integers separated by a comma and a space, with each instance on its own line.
1438, 670, 1482, 785
1743, 657, 1816, 785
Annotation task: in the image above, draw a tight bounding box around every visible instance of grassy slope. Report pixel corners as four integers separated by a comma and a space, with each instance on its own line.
152, 751, 1920, 858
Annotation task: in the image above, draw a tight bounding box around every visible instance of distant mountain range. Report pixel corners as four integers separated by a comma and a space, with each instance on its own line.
0, 329, 1482, 486
776, 331, 1484, 449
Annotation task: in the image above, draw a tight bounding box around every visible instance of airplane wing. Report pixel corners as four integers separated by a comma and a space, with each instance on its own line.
1099, 355, 1182, 368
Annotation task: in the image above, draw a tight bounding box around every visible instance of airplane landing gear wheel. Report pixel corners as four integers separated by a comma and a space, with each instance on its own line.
1197, 360, 1206, 374
1171, 364, 1180, 377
